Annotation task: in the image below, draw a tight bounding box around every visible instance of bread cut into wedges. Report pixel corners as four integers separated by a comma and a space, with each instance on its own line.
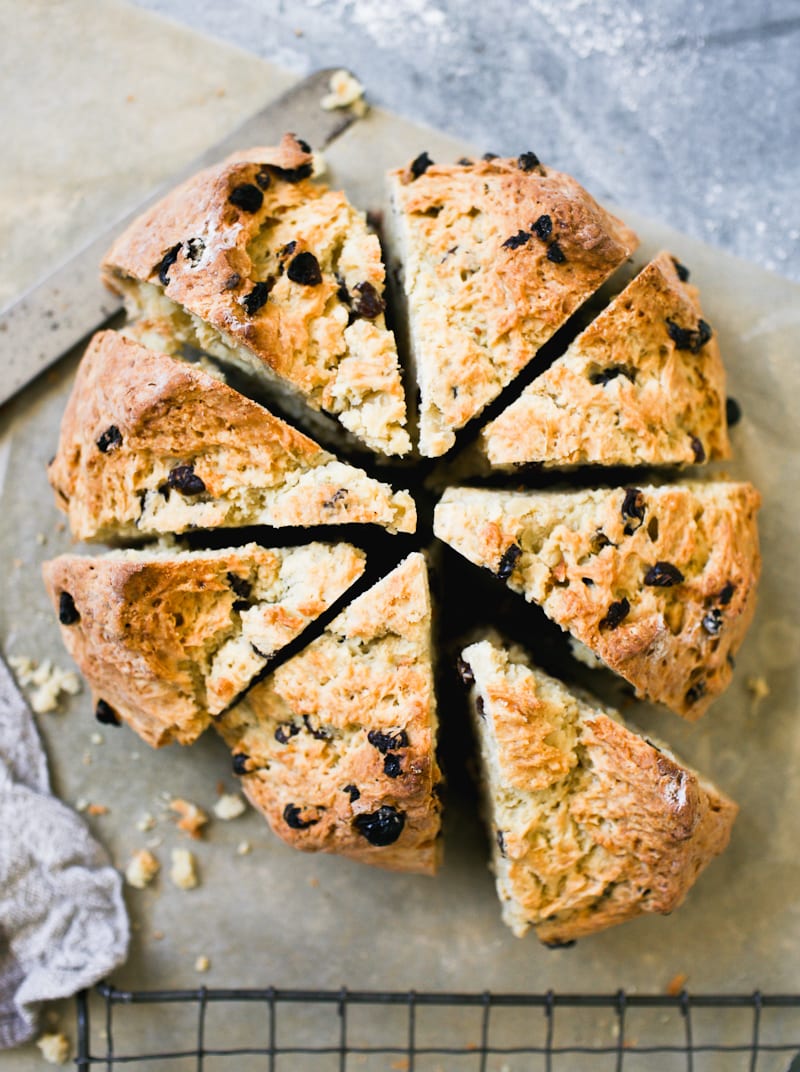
434, 481, 761, 719
42, 542, 365, 748
217, 553, 442, 874
459, 638, 737, 942
102, 133, 410, 456
48, 331, 415, 541
480, 252, 731, 469
387, 152, 638, 457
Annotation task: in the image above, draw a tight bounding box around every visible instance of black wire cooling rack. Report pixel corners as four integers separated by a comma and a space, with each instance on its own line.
75, 984, 800, 1070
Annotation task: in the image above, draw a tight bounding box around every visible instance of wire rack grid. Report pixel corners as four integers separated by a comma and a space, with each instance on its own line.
74, 984, 800, 1071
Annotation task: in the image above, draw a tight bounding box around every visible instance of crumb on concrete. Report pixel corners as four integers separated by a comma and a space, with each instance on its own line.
87, 803, 108, 816
170, 848, 198, 890
236, 840, 252, 856
36, 1032, 70, 1064
90, 732, 104, 745
320, 69, 368, 116
152, 930, 165, 941
213, 793, 246, 821
8, 655, 81, 714
125, 849, 160, 890
170, 798, 208, 839
136, 812, 156, 833
195, 955, 210, 973
36, 532, 47, 546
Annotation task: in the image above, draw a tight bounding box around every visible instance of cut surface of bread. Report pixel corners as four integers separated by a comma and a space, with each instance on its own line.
460, 638, 737, 942
102, 134, 410, 456
480, 251, 731, 468
42, 542, 366, 748
387, 153, 638, 457
435, 481, 761, 718
217, 553, 442, 874
48, 331, 416, 541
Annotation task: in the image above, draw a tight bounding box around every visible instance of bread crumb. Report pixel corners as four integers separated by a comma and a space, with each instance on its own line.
90, 732, 104, 745
308, 876, 319, 888
665, 972, 689, 996
87, 803, 108, 816
136, 812, 156, 832
213, 793, 246, 821
36, 1032, 70, 1064
170, 848, 198, 889
36, 532, 47, 546
170, 798, 208, 838
125, 849, 160, 889
8, 655, 81, 714
746, 674, 770, 712
75, 798, 89, 813
320, 70, 368, 116
568, 637, 606, 670
152, 930, 165, 941
195, 955, 210, 973
311, 152, 327, 178
236, 840, 252, 856
82, 752, 92, 766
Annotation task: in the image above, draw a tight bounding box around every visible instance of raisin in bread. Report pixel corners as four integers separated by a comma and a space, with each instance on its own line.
48, 331, 415, 541
479, 252, 730, 468
435, 481, 761, 718
460, 638, 737, 942
387, 151, 638, 457
217, 553, 442, 874
102, 133, 410, 456
42, 542, 365, 747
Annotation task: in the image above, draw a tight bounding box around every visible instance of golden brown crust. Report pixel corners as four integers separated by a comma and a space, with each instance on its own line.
481, 251, 731, 468
435, 481, 761, 718
42, 542, 366, 748
102, 135, 410, 455
462, 639, 737, 941
388, 153, 639, 456
216, 553, 442, 874
47, 330, 415, 540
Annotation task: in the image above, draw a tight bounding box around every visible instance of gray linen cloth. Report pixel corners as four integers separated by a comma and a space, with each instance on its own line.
0, 655, 129, 1048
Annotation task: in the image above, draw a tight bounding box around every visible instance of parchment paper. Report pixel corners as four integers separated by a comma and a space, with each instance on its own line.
2, 4, 799, 1069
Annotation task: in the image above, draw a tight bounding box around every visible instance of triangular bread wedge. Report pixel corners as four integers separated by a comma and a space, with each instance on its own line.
460, 638, 737, 942
435, 481, 761, 718
480, 252, 731, 468
42, 542, 366, 748
101, 134, 410, 456
387, 152, 638, 457
48, 331, 416, 541
217, 553, 442, 874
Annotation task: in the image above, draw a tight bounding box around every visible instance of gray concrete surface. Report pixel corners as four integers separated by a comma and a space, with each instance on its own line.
129, 0, 800, 282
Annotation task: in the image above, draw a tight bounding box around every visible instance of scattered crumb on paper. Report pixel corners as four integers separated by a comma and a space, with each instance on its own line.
36, 1033, 70, 1064
320, 69, 368, 115
170, 798, 208, 838
746, 674, 770, 713
665, 972, 688, 996
8, 655, 81, 713
170, 848, 198, 890
213, 793, 246, 821
125, 849, 160, 890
